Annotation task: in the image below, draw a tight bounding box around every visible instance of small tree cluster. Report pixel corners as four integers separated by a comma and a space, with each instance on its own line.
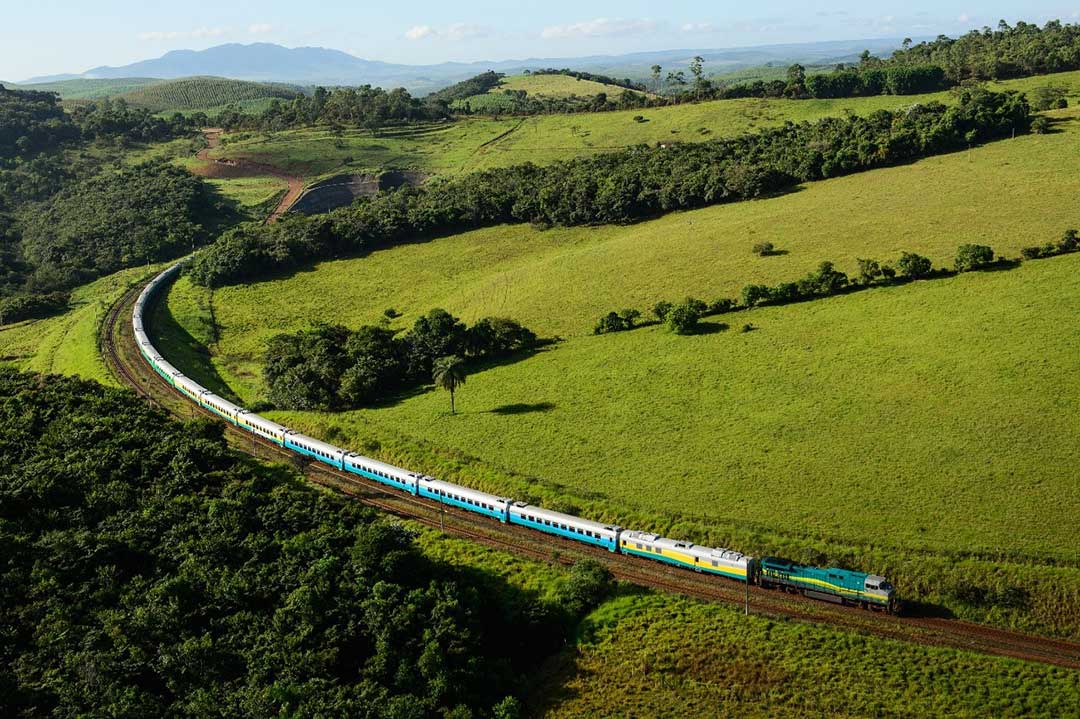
955, 244, 996, 272
265, 310, 536, 410
752, 241, 779, 256
593, 308, 641, 334
1022, 229, 1078, 259
741, 261, 850, 308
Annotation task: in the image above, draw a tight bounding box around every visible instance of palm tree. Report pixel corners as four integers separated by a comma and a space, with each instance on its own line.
432, 355, 467, 415
651, 64, 662, 93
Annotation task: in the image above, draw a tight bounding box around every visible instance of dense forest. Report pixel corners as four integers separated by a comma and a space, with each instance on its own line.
0, 87, 216, 321
0, 369, 613, 717
191, 88, 1030, 288
211, 85, 451, 132
264, 311, 537, 410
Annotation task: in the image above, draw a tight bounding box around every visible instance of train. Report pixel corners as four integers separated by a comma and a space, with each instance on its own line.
133, 262, 899, 615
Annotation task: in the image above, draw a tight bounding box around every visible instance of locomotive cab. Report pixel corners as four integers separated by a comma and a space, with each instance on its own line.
864, 575, 898, 613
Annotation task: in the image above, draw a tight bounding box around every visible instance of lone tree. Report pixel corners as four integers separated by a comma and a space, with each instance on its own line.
433, 355, 467, 414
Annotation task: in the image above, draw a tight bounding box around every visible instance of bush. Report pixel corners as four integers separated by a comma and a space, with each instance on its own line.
897, 251, 933, 279
856, 257, 883, 284
955, 243, 995, 272
708, 297, 736, 314
0, 291, 69, 323
652, 300, 673, 321
1031, 115, 1051, 134
594, 311, 634, 334
752, 241, 777, 256
560, 560, 614, 617
741, 284, 772, 308
666, 301, 703, 334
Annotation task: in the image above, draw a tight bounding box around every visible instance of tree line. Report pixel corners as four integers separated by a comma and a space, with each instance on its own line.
211, 85, 451, 132
190, 88, 1031, 289
594, 231, 1079, 336
264, 310, 537, 411
0, 367, 614, 717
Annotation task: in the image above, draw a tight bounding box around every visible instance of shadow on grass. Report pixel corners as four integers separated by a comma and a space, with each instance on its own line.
489, 401, 556, 415
898, 599, 954, 619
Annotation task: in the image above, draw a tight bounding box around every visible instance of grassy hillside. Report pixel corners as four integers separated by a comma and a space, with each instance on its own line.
117, 76, 303, 113
0, 264, 166, 387
209, 69, 1080, 180
159, 107, 1080, 636
426, 525, 1079, 718
537, 593, 1080, 718
2, 77, 164, 99
497, 73, 637, 98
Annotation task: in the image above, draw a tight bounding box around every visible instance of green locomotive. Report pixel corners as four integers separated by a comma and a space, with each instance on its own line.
756, 557, 898, 613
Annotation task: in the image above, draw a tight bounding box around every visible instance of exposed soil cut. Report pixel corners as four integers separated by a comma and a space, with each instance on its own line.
192, 128, 304, 223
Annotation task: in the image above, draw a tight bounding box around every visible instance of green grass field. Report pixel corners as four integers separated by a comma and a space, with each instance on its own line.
159, 108, 1080, 634
207, 70, 1080, 181
537, 593, 1080, 718
496, 73, 638, 98
0, 264, 166, 387
417, 522, 1079, 718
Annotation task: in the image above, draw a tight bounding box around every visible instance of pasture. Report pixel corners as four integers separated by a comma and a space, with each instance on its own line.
206, 70, 1080, 181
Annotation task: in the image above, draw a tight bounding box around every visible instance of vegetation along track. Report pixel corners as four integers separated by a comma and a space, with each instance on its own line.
101, 272, 1080, 670
195, 128, 304, 221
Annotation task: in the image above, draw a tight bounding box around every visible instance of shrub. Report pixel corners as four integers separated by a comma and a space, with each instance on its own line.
594, 312, 627, 335
560, 560, 614, 617
0, 291, 69, 324
666, 301, 703, 334
741, 284, 772, 308
856, 257, 883, 284
618, 308, 642, 327
1061, 229, 1078, 251
752, 241, 776, 256
955, 244, 996, 272
652, 300, 673, 321
897, 251, 933, 279
1031, 115, 1051, 134
708, 297, 736, 314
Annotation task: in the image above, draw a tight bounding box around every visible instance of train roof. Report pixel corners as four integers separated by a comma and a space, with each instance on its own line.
511, 502, 621, 534
622, 530, 751, 565
344, 452, 415, 478
284, 431, 345, 457
420, 476, 512, 505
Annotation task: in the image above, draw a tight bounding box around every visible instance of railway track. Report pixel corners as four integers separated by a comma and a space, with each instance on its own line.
102, 273, 1080, 670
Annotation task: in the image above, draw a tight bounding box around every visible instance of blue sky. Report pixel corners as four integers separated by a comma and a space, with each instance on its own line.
4, 1, 1078, 81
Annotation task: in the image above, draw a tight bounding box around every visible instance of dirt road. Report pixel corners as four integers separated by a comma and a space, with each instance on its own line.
194, 128, 304, 223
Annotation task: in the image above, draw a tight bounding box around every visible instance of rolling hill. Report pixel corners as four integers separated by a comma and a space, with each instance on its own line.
25, 38, 908, 92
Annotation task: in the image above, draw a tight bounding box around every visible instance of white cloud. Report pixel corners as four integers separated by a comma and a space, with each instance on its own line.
138, 27, 226, 41
405, 25, 437, 41
680, 22, 716, 33
404, 23, 488, 41
958, 13, 971, 23
445, 23, 488, 41
541, 18, 660, 40
249, 23, 274, 35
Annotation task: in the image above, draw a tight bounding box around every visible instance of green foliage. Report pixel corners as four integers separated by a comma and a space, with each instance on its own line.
19, 161, 215, 292
1031, 115, 1052, 134
213, 85, 450, 133
652, 300, 673, 321
0, 369, 563, 716
0, 86, 80, 161
0, 290, 68, 322
1031, 85, 1070, 111
897, 251, 934, 279
665, 301, 703, 334
118, 76, 303, 112
264, 310, 536, 411
433, 355, 468, 414
752, 241, 776, 256
891, 19, 1080, 83
593, 309, 640, 334
559, 560, 615, 616
955, 243, 996, 271
427, 71, 506, 104
192, 89, 1032, 288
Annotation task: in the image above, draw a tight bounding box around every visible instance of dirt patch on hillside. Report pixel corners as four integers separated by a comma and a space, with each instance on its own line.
192, 128, 304, 223
289, 170, 426, 215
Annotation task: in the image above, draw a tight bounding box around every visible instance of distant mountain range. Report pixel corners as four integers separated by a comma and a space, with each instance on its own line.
22, 39, 912, 93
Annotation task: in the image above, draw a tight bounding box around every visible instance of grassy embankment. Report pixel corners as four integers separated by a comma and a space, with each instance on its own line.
0, 264, 167, 387
422, 526, 1080, 718
159, 107, 1080, 636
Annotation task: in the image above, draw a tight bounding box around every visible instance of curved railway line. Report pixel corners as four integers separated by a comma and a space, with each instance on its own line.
101, 270, 1080, 670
